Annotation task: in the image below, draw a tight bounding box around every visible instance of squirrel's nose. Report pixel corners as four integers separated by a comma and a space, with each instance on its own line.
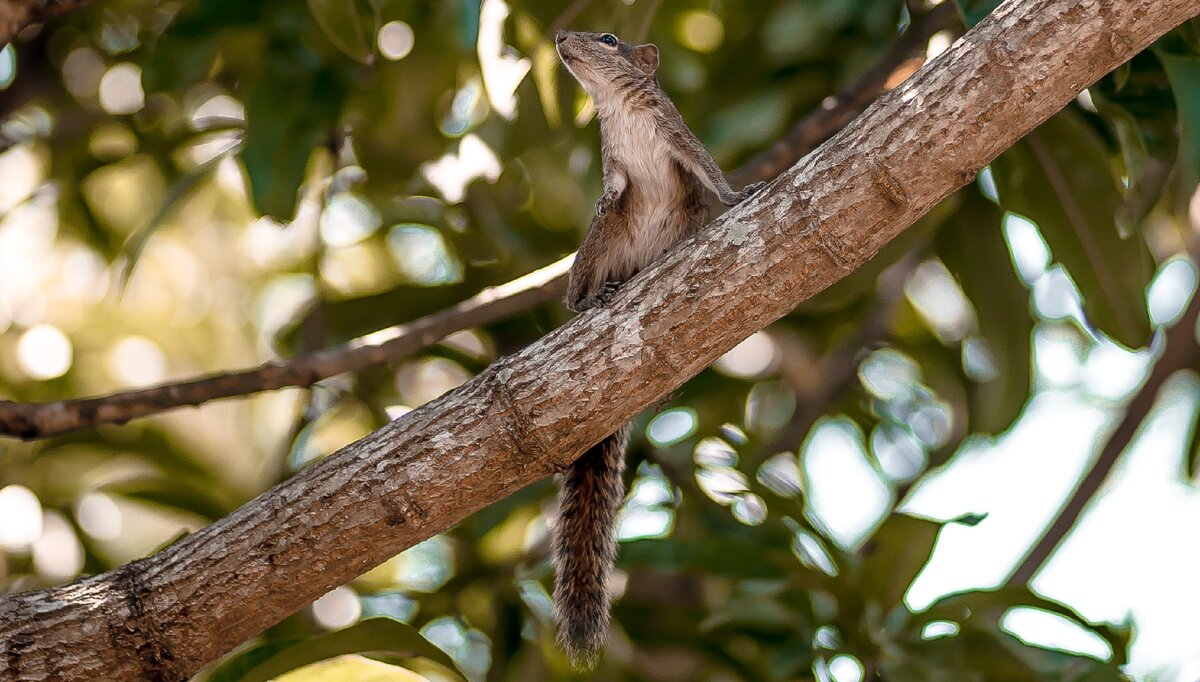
555, 31, 568, 44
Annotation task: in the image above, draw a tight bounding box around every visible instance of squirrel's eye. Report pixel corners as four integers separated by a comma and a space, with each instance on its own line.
599, 33, 617, 47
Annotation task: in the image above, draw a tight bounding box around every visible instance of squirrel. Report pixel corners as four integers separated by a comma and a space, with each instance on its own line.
552, 29, 764, 667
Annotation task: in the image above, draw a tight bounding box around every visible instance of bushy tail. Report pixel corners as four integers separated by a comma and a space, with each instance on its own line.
552, 424, 630, 668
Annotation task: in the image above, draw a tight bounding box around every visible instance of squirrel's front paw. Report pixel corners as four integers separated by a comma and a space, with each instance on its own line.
594, 281, 622, 306
570, 282, 622, 311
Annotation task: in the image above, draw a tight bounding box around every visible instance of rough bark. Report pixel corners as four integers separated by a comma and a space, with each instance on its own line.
0, 0, 1195, 679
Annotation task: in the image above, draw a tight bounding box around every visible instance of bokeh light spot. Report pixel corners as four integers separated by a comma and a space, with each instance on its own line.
0, 44, 15, 90
378, 21, 415, 60
0, 144, 43, 213
312, 586, 362, 630
676, 10, 724, 53
396, 357, 472, 406
757, 452, 803, 497
695, 466, 749, 505
714, 331, 779, 378
732, 493, 767, 525
1001, 607, 1113, 660
320, 193, 382, 247
858, 348, 919, 401
387, 224, 462, 285
1147, 257, 1196, 326
32, 512, 84, 582
421, 133, 502, 203
76, 493, 124, 540
694, 437, 737, 467
17, 324, 73, 380
0, 485, 43, 551
921, 620, 960, 640
828, 654, 865, 682
62, 47, 105, 99
107, 335, 167, 387
647, 407, 698, 447
98, 63, 145, 115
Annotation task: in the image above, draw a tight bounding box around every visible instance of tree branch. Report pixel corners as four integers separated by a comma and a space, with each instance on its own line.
0, 257, 571, 440
1006, 284, 1200, 586
0, 6, 957, 439
0, 1, 1192, 678
0, 0, 94, 46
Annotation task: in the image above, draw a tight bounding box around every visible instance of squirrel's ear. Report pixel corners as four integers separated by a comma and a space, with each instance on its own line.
633, 43, 659, 76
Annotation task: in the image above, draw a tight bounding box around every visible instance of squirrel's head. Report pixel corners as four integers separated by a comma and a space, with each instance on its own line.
555, 31, 659, 99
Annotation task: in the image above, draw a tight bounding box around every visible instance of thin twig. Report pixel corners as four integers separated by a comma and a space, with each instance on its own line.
0, 257, 571, 439
1006, 285, 1200, 586
632, 0, 662, 43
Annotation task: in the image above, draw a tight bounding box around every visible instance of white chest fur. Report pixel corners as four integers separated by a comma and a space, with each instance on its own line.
598, 104, 681, 273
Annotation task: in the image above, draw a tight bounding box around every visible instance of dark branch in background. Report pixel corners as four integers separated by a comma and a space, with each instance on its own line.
1006, 285, 1200, 586
0, 9, 958, 440
632, 0, 663, 44
0, 258, 570, 439
0, 0, 94, 46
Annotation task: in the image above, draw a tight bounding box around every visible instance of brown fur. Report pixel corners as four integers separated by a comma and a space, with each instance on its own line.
551, 423, 629, 666
551, 30, 764, 667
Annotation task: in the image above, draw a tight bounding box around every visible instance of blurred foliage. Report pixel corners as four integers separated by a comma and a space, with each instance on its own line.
1, 0, 1199, 680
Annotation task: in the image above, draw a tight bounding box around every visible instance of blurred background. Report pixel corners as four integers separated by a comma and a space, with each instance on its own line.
1, 0, 1199, 680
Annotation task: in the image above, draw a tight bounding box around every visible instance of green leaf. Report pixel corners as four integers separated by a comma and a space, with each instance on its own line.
938, 189, 1034, 434
308, 0, 374, 64
207, 617, 466, 682
620, 537, 804, 582
207, 638, 305, 682
1183, 393, 1200, 481
884, 626, 1126, 682
104, 477, 233, 520
951, 0, 1003, 27
277, 655, 429, 681
1090, 53, 1179, 235
242, 59, 345, 219
913, 586, 1131, 666
1158, 51, 1200, 178
992, 111, 1153, 349
883, 628, 1038, 682
859, 513, 944, 611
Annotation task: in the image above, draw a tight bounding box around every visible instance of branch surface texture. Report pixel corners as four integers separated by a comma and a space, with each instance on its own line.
0, 0, 1195, 679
